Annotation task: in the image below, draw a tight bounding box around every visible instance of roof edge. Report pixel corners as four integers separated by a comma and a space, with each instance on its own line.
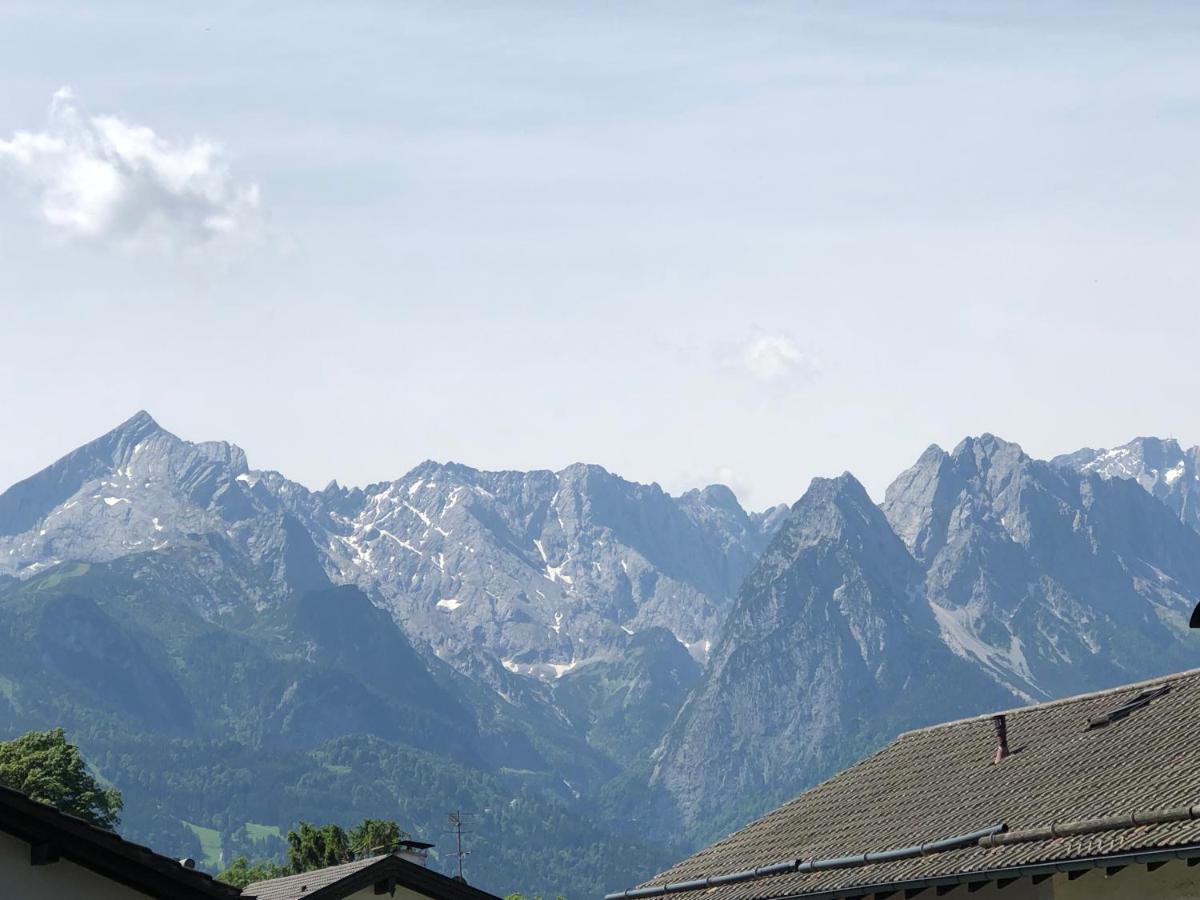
0, 786, 241, 899
243, 853, 502, 900
772, 843, 1200, 900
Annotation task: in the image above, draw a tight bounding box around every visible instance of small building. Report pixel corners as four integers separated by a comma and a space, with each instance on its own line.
243, 845, 503, 900
612, 669, 1200, 900
0, 784, 242, 899
1, 781, 503, 900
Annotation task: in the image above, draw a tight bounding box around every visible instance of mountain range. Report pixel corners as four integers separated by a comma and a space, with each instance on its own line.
1, 417, 1198, 895
649, 435, 1200, 839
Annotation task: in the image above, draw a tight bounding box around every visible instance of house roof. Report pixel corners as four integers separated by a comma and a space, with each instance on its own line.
0, 785, 243, 899
244, 852, 503, 900
244, 855, 381, 900
626, 667, 1200, 900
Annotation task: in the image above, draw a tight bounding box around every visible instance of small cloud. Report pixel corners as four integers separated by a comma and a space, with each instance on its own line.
740, 334, 819, 384
0, 87, 260, 252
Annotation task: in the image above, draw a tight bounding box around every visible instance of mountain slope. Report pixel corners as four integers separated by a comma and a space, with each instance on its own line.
649, 473, 1014, 837
7, 415, 1200, 892
0, 413, 782, 681
885, 435, 1200, 701
0, 411, 332, 623
0, 556, 664, 896
292, 461, 782, 678
652, 435, 1200, 841
554, 626, 700, 768
0, 412, 777, 892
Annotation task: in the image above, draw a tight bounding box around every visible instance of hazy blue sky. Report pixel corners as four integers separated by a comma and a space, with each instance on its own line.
2, 1, 1199, 508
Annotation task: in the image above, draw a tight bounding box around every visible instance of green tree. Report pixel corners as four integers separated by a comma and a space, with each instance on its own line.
348, 817, 409, 857
216, 856, 290, 888
287, 821, 353, 872
219, 816, 415, 886
0, 728, 123, 829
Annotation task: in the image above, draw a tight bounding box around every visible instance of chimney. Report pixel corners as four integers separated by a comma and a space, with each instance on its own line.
992, 714, 1010, 765
394, 840, 433, 867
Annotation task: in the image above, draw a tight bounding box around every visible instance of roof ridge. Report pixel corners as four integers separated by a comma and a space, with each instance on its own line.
897, 666, 1200, 737
244, 854, 386, 889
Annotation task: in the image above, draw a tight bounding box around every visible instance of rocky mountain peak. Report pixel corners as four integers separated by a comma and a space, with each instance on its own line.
650, 468, 1012, 833
0, 410, 166, 537
115, 408, 164, 437
942, 435, 1031, 506
1052, 436, 1200, 534
0, 413, 267, 579
951, 432, 1025, 464
692, 484, 741, 512
884, 435, 1033, 561
773, 472, 882, 546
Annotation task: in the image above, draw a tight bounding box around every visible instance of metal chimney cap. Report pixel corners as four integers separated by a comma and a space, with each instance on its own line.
992, 714, 1011, 765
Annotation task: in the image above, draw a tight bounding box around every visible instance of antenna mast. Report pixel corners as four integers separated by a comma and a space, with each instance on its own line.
447, 810, 473, 880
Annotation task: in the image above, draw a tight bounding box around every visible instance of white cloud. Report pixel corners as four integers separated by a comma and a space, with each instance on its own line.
740, 334, 819, 383
0, 87, 260, 251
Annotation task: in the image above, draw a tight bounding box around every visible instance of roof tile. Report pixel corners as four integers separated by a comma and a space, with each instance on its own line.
245, 855, 384, 900
637, 668, 1200, 899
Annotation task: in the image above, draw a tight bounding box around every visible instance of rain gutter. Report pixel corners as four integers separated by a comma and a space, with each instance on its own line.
603, 825, 1006, 900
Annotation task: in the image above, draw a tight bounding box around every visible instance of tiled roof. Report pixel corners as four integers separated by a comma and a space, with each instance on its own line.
0, 785, 242, 899
635, 667, 1200, 899
244, 854, 382, 900
243, 852, 502, 900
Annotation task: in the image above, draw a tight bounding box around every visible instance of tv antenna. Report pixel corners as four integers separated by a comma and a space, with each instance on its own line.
446, 810, 474, 880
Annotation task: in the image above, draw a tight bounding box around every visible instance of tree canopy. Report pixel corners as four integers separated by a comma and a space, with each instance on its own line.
219, 816, 410, 887
287, 820, 353, 872
0, 728, 123, 829
214, 856, 289, 888
349, 817, 410, 857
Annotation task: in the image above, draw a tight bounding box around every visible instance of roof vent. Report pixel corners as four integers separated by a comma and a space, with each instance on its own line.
991, 715, 1010, 765
1087, 684, 1171, 730
178, 858, 196, 869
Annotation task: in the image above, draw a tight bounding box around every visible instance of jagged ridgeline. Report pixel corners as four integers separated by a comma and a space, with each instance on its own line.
0, 412, 784, 896
649, 436, 1200, 843
1, 416, 1198, 894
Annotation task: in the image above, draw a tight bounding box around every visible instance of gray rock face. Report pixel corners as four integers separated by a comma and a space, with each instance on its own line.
650, 473, 1013, 834
9, 414, 1200, 853
0, 412, 341, 624
307, 461, 779, 681
0, 413, 780, 686
1053, 437, 1200, 534
888, 435, 1200, 701
653, 436, 1200, 836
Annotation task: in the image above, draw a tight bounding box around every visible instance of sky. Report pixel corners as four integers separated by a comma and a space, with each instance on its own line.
2, 1, 1199, 509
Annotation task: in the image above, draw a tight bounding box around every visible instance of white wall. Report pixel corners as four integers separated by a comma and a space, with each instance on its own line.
339, 884, 448, 900
0, 828, 157, 899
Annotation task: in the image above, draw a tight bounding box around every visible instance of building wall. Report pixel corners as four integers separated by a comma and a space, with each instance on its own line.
897, 860, 1200, 899
339, 884, 449, 900
0, 828, 155, 899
